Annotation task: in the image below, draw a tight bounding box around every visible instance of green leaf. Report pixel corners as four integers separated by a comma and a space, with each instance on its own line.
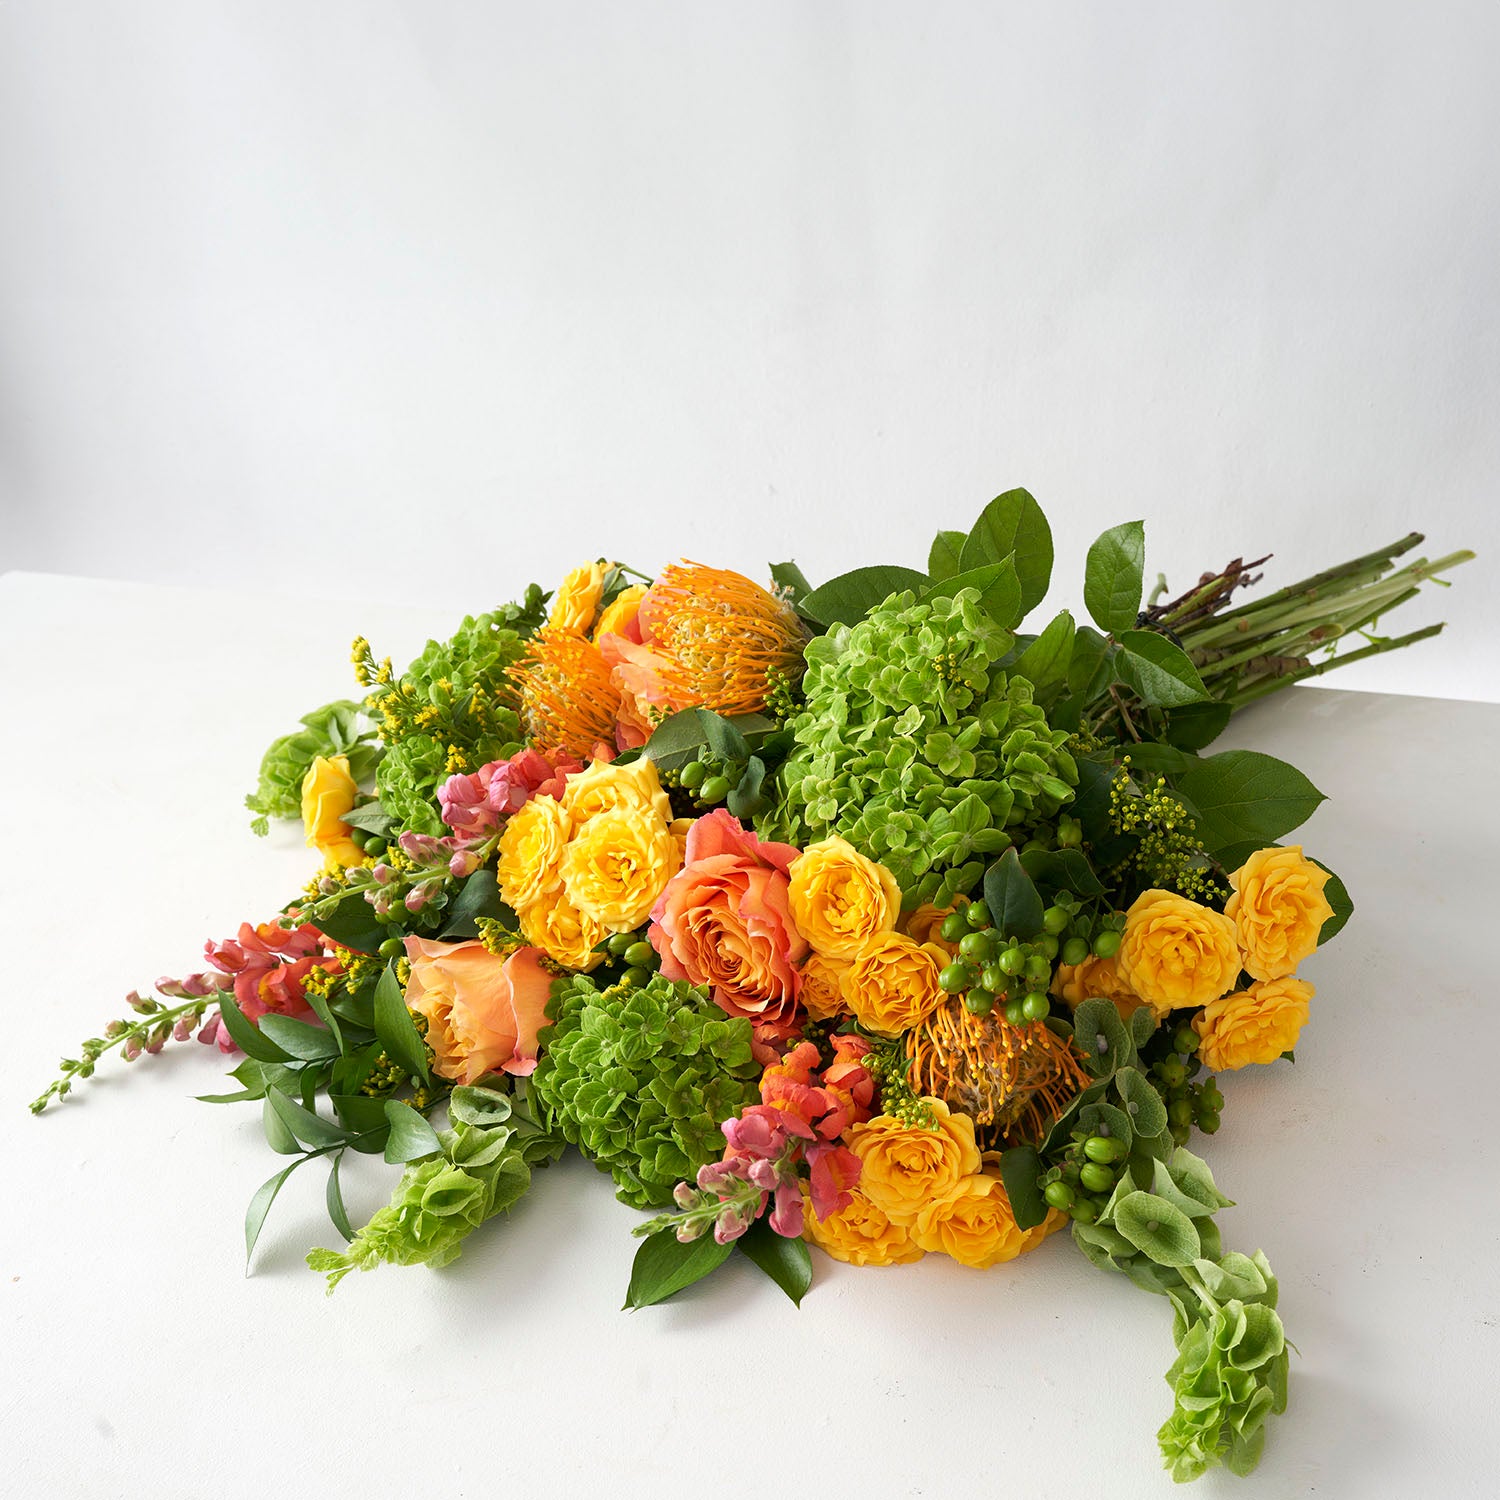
325, 1151, 354, 1242
922, 560, 1022, 631
244, 1157, 309, 1269
448, 1085, 513, 1128
1162, 699, 1232, 750
1067, 625, 1113, 700
1119, 741, 1198, 778
737, 1219, 814, 1306
769, 560, 812, 605
983, 848, 1045, 940
309, 891, 388, 956
927, 529, 966, 582
374, 963, 431, 1085
265, 1086, 350, 1150
441, 868, 513, 940
1112, 1190, 1202, 1267
799, 565, 929, 628
258, 1013, 343, 1062
998, 1145, 1048, 1231
1083, 520, 1146, 635
623, 1228, 735, 1309
1175, 749, 1326, 852
1012, 609, 1075, 696
1018, 846, 1105, 898
959, 488, 1053, 616
1313, 861, 1352, 944
329, 1092, 392, 1137
261, 1094, 302, 1154
1072, 998, 1132, 1077
1115, 1066, 1169, 1138
302, 990, 345, 1056
1116, 630, 1211, 707
216, 994, 293, 1063
383, 1100, 443, 1163
341, 801, 396, 837
727, 755, 768, 821
641, 707, 777, 773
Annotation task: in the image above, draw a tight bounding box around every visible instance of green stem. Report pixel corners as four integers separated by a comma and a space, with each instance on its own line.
1224, 623, 1447, 708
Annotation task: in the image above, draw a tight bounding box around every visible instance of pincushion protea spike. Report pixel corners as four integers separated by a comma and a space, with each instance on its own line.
906, 1001, 1089, 1147
508, 626, 622, 762
601, 562, 807, 743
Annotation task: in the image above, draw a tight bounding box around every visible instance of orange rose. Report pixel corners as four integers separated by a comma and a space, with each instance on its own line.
1225, 845, 1334, 982
1116, 889, 1241, 1012
1194, 976, 1313, 1071
403, 939, 554, 1084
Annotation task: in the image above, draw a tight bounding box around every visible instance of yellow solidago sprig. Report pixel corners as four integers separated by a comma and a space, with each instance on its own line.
1105, 761, 1227, 906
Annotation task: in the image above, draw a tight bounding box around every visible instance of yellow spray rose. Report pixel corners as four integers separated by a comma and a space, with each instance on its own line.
787, 837, 901, 959
300, 755, 363, 871
1194, 976, 1313, 1071
798, 951, 853, 1023
1116, 889, 1241, 1012
912, 1173, 1065, 1268
1225, 845, 1334, 982
548, 560, 605, 635
847, 1099, 982, 1225
559, 806, 682, 931
802, 1185, 925, 1267
593, 582, 647, 641
496, 795, 572, 912
517, 885, 609, 972
1050, 953, 1152, 1020
842, 933, 947, 1037
559, 755, 673, 827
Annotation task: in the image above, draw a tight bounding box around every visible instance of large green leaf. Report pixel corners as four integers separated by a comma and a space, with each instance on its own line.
216, 994, 293, 1064
799, 565, 928, 627
922, 560, 1022, 631
382, 1100, 443, 1163
1116, 631, 1210, 707
1011, 609, 1076, 697
244, 1157, 310, 1269
623, 1229, 735, 1309
998, 1145, 1048, 1231
258, 1013, 343, 1062
768, 560, 812, 606
1083, 520, 1146, 635
641, 707, 777, 773
1175, 750, 1326, 852
265, 1086, 350, 1150
927, 530, 966, 582
737, 1219, 814, 1306
982, 848, 1044, 940
374, 963, 431, 1085
1312, 860, 1352, 943
959, 488, 1053, 615
309, 890, 388, 956
440, 868, 513, 940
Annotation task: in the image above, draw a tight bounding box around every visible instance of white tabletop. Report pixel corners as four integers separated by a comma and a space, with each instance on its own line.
2, 570, 1495, 1499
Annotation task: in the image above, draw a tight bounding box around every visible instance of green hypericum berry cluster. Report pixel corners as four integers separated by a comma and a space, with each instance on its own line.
1042, 1125, 1132, 1224
599, 928, 663, 990
769, 589, 1078, 903
532, 973, 762, 1209
1151, 1024, 1224, 1143
677, 756, 740, 810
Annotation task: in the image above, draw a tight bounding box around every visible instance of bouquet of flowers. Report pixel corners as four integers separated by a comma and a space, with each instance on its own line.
33, 490, 1470, 1482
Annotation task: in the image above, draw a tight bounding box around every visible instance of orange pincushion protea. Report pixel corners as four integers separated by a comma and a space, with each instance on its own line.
507, 626, 622, 761
906, 1000, 1089, 1148
600, 562, 806, 741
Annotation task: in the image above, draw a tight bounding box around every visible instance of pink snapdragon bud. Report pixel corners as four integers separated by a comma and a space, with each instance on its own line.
438, 770, 501, 840
746, 1158, 780, 1192
675, 1220, 708, 1244
171, 1016, 195, 1042
404, 887, 430, 913
696, 1160, 739, 1193
673, 1182, 698, 1210
371, 863, 396, 885
768, 1180, 805, 1238
448, 847, 482, 880
104, 1019, 126, 1039
713, 1207, 752, 1244
122, 1037, 143, 1062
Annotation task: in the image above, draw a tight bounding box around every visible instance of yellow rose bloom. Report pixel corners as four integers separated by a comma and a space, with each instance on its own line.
1194, 976, 1313, 1071
787, 837, 901, 959
798, 951, 853, 1022
548, 560, 605, 635
1050, 953, 1154, 1020
900, 900, 966, 958
593, 582, 647, 641
300, 755, 363, 871
496, 795, 572, 911
517, 885, 608, 972
842, 933, 947, 1037
802, 1186, 924, 1267
1225, 845, 1334, 982
559, 755, 673, 828
1116, 889, 1241, 1012
847, 1099, 981, 1225
559, 806, 682, 931
912, 1173, 1065, 1268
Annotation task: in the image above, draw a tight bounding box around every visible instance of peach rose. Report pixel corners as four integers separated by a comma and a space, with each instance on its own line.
403, 938, 554, 1084
802, 1185, 925, 1267
300, 755, 363, 871
1116, 889, 1242, 1012
1050, 953, 1153, 1020
649, 809, 809, 1032
593, 582, 648, 642
842, 932, 948, 1037
1225, 845, 1334, 982
912, 1174, 1065, 1268
787, 837, 901, 959
1194, 976, 1313, 1071
846, 1099, 982, 1225
496, 794, 572, 911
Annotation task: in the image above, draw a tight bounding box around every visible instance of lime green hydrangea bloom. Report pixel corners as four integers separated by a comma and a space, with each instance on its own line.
769, 588, 1078, 904
374, 732, 453, 837
532, 974, 762, 1209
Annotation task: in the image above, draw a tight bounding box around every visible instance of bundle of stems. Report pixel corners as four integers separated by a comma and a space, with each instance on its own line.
1146, 533, 1474, 710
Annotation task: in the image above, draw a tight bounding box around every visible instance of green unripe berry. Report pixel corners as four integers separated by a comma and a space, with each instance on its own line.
623, 941, 657, 969
1173, 1024, 1200, 1055
364, 836, 387, 857
1069, 1199, 1098, 1224
939, 962, 970, 995
1092, 928, 1122, 959
621, 966, 653, 989
1198, 1110, 1222, 1135
958, 931, 993, 962
1083, 1135, 1120, 1164
1038, 934, 1059, 960
964, 989, 995, 1016
1170, 1121, 1192, 1146
1024, 954, 1051, 983
1157, 1058, 1186, 1089
680, 760, 707, 790
378, 937, 405, 960
698, 774, 732, 804
1168, 1098, 1194, 1128
1061, 936, 1090, 966
606, 932, 636, 958
349, 828, 370, 851
1021, 991, 1049, 1022
1079, 1161, 1114, 1193
978, 963, 1005, 993
941, 911, 969, 943
1004, 999, 1026, 1026
965, 901, 991, 930
1042, 906, 1069, 935
1044, 1181, 1076, 1211
998, 947, 1025, 976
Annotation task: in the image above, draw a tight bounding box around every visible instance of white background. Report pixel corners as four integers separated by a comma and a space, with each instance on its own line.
0, 2, 1494, 698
